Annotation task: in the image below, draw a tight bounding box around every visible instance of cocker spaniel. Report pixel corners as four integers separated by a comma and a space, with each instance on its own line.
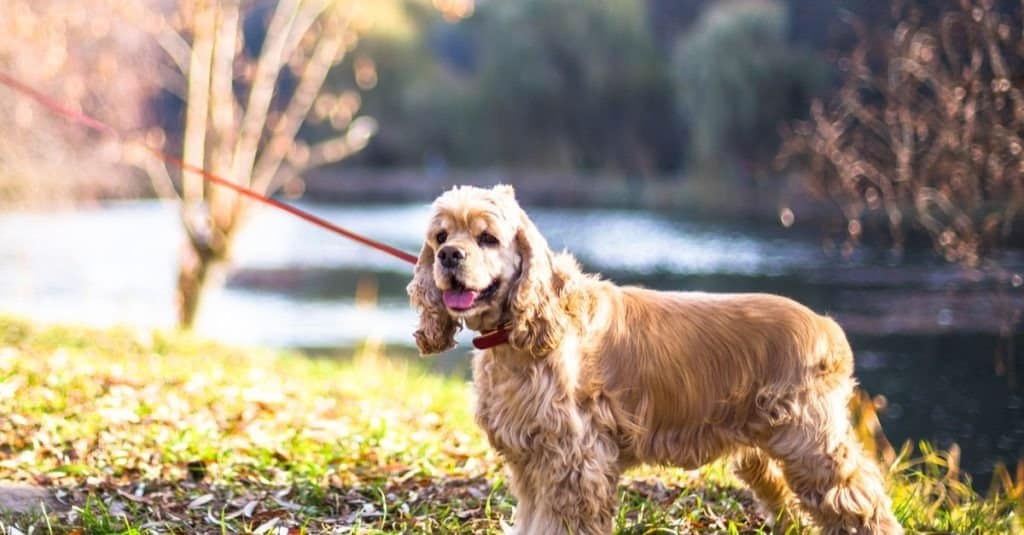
407, 185, 902, 534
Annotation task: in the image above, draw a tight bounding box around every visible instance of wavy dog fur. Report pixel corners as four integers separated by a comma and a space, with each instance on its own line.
408, 185, 903, 534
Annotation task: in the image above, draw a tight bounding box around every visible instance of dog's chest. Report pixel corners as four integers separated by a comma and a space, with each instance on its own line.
471, 351, 581, 458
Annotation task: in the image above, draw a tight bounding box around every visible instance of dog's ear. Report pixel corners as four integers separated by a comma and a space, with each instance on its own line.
407, 242, 458, 355
508, 210, 567, 356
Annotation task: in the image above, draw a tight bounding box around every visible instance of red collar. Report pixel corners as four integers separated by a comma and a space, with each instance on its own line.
472, 326, 510, 350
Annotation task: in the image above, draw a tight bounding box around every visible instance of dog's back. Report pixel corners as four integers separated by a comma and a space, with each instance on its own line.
590, 287, 856, 467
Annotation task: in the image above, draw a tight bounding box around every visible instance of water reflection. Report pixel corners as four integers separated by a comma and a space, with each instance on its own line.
1, 201, 836, 346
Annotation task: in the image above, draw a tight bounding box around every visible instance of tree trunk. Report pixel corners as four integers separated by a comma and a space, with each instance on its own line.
176, 239, 220, 329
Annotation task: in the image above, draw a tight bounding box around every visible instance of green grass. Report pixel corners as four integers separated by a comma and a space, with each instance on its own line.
0, 316, 1020, 534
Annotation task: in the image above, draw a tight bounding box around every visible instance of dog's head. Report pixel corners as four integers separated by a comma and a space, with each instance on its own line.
407, 185, 567, 356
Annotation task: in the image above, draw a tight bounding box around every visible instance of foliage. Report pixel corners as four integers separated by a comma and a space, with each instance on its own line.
778, 1, 1024, 268
347, 0, 682, 173
467, 0, 680, 172
319, 0, 480, 168
673, 0, 827, 174
777, 0, 1024, 338
0, 318, 1021, 533
0, 0, 158, 204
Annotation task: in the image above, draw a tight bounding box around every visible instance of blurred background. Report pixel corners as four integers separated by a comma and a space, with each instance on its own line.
1, 0, 1023, 487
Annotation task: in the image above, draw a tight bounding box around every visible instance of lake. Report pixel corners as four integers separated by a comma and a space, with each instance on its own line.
1, 200, 1022, 486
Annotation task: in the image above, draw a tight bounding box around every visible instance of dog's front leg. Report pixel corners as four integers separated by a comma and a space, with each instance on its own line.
536, 463, 619, 535
504, 467, 537, 535
505, 438, 621, 535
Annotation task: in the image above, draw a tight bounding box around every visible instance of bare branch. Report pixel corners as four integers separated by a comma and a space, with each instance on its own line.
281, 0, 334, 64
208, 1, 241, 157
779, 1, 1024, 268
303, 131, 365, 169
250, 15, 349, 194
207, 0, 242, 230
122, 143, 180, 201
229, 0, 301, 192
105, 0, 192, 75
181, 2, 216, 204
150, 16, 193, 76
263, 116, 377, 193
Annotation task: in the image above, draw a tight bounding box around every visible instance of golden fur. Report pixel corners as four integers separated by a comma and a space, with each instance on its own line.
408, 185, 903, 534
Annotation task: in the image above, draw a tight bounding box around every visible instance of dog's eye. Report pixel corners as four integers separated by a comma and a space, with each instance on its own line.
478, 232, 499, 246
436, 230, 448, 244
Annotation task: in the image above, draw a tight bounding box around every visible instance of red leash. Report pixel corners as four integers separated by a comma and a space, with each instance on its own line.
0, 72, 417, 266
1, 72, 515, 350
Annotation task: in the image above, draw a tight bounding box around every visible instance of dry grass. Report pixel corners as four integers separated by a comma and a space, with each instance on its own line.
0, 316, 1019, 534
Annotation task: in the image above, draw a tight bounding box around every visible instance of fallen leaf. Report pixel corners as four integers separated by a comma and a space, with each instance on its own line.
188, 493, 215, 509
252, 516, 279, 535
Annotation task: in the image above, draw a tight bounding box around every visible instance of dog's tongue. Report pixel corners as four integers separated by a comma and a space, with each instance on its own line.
443, 289, 478, 309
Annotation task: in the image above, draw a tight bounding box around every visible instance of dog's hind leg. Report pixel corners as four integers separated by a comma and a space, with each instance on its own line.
761, 388, 903, 535
733, 448, 802, 532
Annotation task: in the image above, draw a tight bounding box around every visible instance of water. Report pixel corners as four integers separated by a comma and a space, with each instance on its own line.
1, 200, 1021, 485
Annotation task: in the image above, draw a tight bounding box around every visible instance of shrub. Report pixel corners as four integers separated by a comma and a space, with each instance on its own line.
778, 0, 1024, 335
778, 2, 1024, 265
674, 0, 827, 174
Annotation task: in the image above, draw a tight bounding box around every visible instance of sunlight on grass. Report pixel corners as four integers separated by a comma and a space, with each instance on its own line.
0, 316, 1020, 533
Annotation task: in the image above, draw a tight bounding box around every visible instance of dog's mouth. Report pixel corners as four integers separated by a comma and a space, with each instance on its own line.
442, 277, 500, 312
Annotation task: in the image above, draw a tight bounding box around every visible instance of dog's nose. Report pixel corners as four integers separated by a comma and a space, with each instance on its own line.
437, 246, 465, 269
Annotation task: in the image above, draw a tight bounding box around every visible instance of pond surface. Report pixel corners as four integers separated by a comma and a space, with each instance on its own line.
1, 200, 1022, 486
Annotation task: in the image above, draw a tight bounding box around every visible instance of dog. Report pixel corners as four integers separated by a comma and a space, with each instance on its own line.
407, 185, 903, 534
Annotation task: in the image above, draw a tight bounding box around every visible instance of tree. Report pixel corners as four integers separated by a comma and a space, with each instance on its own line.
155, 0, 478, 328
673, 0, 826, 177
778, 0, 1024, 333
122, 0, 394, 328
3, 0, 468, 327
780, 0, 1024, 265
468, 0, 680, 173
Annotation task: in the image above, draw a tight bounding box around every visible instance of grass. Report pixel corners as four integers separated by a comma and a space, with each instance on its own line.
0, 316, 1020, 534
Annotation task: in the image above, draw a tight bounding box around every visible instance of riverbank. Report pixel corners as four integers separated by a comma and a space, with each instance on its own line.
302, 167, 814, 220
0, 317, 1020, 533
